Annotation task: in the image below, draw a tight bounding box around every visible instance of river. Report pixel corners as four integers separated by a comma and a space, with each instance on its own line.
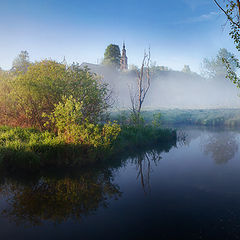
1, 126, 240, 239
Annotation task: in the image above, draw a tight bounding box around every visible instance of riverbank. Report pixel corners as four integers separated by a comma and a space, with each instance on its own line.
111, 109, 240, 127
0, 125, 176, 172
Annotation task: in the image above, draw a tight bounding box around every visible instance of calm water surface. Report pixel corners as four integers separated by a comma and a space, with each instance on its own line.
1, 126, 240, 240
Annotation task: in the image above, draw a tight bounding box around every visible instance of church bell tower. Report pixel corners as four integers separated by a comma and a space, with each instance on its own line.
120, 42, 128, 71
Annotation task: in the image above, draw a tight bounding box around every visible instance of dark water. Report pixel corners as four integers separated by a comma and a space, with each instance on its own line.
1, 127, 240, 240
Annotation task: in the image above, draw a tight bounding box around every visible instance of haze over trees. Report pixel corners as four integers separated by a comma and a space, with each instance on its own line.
182, 65, 191, 73
201, 48, 237, 79
0, 50, 177, 171
11, 50, 30, 74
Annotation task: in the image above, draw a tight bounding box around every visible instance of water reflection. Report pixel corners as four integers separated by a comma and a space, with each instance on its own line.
177, 129, 201, 146
132, 151, 160, 194
202, 132, 239, 164
131, 145, 173, 194
1, 170, 121, 226
176, 128, 240, 164
0, 140, 176, 227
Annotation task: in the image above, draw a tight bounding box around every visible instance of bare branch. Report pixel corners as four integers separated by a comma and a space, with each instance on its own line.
129, 49, 151, 124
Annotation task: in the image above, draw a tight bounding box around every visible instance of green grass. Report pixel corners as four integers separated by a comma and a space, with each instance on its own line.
111, 109, 240, 127
115, 125, 176, 150
0, 125, 176, 172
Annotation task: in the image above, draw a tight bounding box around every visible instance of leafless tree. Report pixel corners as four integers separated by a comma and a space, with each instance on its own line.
135, 150, 161, 194
129, 49, 151, 124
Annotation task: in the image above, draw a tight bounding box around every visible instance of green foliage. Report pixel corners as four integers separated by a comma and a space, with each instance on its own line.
0, 53, 177, 172
102, 44, 121, 69
115, 125, 176, 153
0, 126, 63, 171
0, 123, 177, 172
0, 71, 15, 125
1, 60, 110, 129
129, 112, 145, 126
43, 96, 84, 136
12, 60, 67, 128
213, 2, 240, 86
67, 64, 110, 123
152, 113, 161, 127
223, 1, 240, 50
111, 109, 240, 127
44, 96, 121, 149
222, 53, 240, 87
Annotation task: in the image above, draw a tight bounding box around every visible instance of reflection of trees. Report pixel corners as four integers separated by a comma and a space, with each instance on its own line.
0, 139, 176, 226
177, 130, 189, 146
131, 142, 174, 194
177, 129, 202, 147
1, 170, 121, 226
203, 132, 238, 164
133, 150, 161, 194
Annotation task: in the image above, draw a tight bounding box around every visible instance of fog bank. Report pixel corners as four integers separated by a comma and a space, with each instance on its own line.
81, 63, 240, 109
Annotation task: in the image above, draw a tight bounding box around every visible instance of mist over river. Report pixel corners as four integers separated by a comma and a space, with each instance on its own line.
1, 126, 240, 240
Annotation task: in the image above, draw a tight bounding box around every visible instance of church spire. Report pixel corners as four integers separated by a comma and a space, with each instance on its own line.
120, 42, 128, 71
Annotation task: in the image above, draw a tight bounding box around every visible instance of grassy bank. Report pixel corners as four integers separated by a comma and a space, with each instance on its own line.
0, 125, 176, 172
112, 109, 240, 127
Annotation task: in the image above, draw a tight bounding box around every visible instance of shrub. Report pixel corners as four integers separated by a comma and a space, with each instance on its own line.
0, 61, 110, 129
44, 96, 121, 149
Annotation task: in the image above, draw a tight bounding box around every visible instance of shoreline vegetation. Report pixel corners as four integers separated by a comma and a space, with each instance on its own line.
112, 109, 240, 127
0, 138, 176, 226
6, 51, 240, 172
0, 54, 177, 172
0, 125, 176, 172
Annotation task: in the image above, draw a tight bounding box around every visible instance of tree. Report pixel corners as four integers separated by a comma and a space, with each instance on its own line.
0, 71, 15, 125
11, 50, 31, 74
102, 44, 121, 69
214, 1, 240, 49
2, 60, 111, 129
67, 64, 111, 124
182, 65, 191, 73
213, 1, 240, 86
129, 49, 151, 124
201, 48, 237, 79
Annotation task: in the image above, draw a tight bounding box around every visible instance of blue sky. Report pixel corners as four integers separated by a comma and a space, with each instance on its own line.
0, 0, 237, 72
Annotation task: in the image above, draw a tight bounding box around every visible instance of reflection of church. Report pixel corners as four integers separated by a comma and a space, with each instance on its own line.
120, 42, 128, 71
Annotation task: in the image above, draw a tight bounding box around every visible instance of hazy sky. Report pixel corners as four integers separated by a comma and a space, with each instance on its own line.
0, 0, 237, 72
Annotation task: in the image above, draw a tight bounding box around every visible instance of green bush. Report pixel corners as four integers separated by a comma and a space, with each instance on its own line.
0, 124, 176, 172
44, 96, 121, 149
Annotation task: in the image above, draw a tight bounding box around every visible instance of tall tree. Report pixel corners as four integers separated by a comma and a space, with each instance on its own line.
11, 50, 31, 74
102, 44, 121, 69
